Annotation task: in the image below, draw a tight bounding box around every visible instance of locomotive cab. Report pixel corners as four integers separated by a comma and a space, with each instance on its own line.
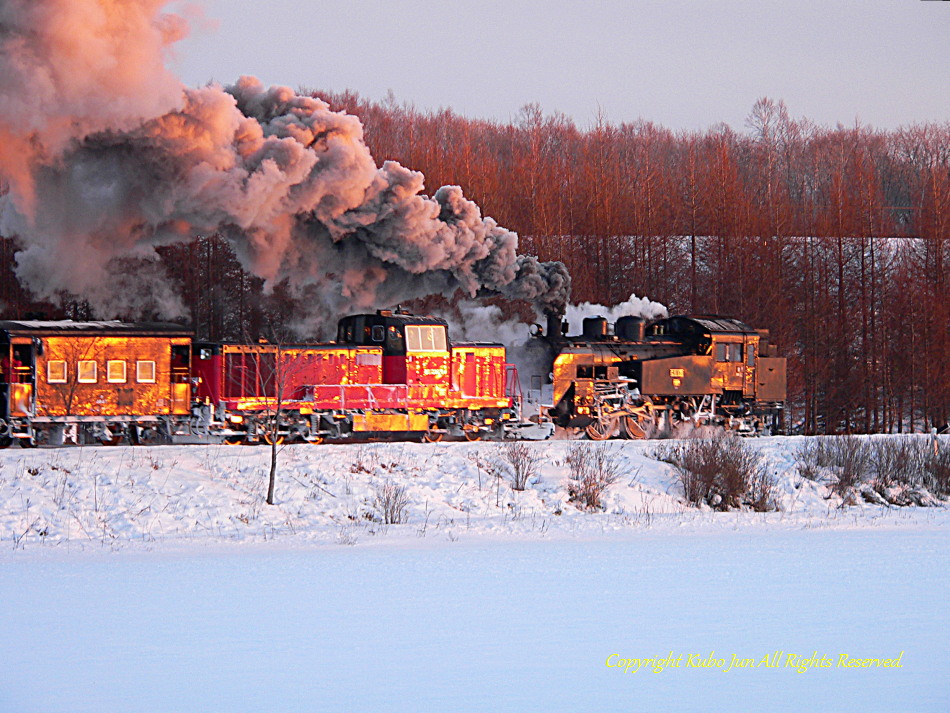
337, 311, 451, 402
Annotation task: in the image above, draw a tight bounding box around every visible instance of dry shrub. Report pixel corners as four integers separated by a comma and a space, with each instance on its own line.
654, 435, 777, 511
923, 448, 950, 497
795, 439, 837, 480
565, 443, 620, 510
869, 438, 920, 490
831, 436, 870, 496
497, 442, 539, 491
793, 436, 870, 495
372, 481, 410, 524
794, 435, 949, 504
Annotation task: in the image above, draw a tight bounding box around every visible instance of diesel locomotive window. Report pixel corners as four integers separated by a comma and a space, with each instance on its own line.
47, 360, 67, 383
405, 325, 447, 352
746, 344, 756, 367
386, 325, 405, 354
136, 360, 156, 383
371, 325, 385, 342
77, 360, 98, 383
107, 360, 127, 383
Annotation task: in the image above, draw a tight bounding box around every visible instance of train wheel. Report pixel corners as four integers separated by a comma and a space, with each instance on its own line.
423, 429, 443, 443
224, 435, 245, 445
98, 435, 122, 446
619, 415, 647, 440
0, 436, 11, 449
464, 429, 482, 442
263, 431, 285, 446
584, 419, 613, 441
306, 435, 325, 445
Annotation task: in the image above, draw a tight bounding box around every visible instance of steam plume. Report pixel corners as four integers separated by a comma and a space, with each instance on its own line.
0, 0, 570, 325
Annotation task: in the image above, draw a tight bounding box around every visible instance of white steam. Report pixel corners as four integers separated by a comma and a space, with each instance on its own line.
563, 293, 668, 336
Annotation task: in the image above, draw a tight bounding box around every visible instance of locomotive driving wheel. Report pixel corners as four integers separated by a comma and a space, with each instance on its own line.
584, 418, 614, 441
619, 415, 647, 439
620, 402, 654, 440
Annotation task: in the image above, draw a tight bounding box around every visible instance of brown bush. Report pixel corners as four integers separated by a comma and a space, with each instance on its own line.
654, 435, 777, 512
565, 443, 620, 511
372, 481, 410, 524
495, 442, 540, 491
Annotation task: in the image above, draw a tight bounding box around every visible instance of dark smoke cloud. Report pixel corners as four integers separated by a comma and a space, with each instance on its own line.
0, 1, 570, 326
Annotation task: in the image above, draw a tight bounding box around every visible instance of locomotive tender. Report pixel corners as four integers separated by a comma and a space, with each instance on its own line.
0, 311, 528, 447
538, 312, 787, 438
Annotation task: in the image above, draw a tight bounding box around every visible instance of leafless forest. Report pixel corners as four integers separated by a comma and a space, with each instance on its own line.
1, 96, 947, 434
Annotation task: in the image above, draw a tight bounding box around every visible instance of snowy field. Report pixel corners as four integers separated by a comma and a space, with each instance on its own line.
1, 436, 948, 712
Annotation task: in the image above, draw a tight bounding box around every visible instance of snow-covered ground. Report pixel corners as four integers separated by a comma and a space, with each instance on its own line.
1, 436, 948, 711
5, 436, 944, 551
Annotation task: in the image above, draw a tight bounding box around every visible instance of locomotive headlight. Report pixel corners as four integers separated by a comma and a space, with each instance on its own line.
577, 406, 590, 415
228, 414, 244, 424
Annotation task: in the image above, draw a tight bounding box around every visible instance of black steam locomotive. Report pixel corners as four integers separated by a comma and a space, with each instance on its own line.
532, 312, 786, 439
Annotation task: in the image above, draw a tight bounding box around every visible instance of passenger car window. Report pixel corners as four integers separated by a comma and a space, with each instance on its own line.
47, 360, 67, 383
107, 360, 127, 383
136, 360, 156, 383
77, 360, 97, 383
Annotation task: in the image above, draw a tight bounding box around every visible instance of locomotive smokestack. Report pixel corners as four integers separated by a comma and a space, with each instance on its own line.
545, 309, 568, 346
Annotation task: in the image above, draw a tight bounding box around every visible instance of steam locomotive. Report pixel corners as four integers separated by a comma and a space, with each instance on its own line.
529, 312, 786, 439
0, 308, 786, 447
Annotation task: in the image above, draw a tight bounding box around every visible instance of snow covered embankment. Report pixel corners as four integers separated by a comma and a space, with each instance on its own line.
1, 435, 947, 553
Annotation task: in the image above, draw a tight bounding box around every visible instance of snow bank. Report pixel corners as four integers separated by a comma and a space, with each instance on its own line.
1, 435, 946, 554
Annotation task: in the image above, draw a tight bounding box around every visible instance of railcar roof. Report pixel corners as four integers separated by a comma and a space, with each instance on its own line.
669, 315, 756, 334
345, 313, 448, 327
0, 320, 192, 338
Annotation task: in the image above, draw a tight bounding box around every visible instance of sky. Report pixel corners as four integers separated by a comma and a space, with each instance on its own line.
170, 0, 949, 132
